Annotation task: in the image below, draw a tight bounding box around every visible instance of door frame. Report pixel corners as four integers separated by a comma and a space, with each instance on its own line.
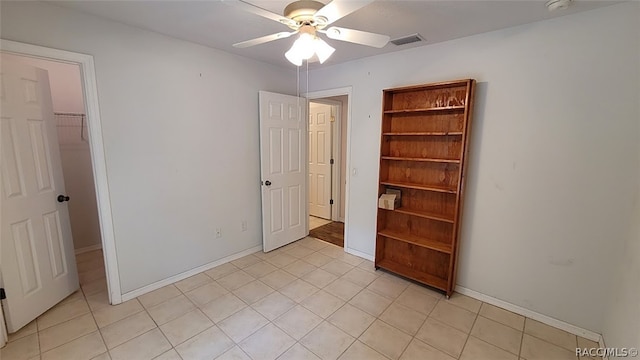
308, 99, 343, 222
305, 87, 352, 252
0, 299, 6, 347
0, 40, 122, 310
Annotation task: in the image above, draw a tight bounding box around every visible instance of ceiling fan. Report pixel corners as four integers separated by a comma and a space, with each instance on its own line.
224, 0, 390, 65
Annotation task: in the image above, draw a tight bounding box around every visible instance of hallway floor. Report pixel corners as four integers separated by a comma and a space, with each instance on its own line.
309, 221, 344, 248
309, 216, 332, 230
2, 238, 597, 360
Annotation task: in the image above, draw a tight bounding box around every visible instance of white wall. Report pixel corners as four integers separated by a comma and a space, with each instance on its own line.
1, 1, 296, 293
2, 53, 102, 251
602, 194, 640, 355
308, 2, 640, 333
602, 131, 640, 352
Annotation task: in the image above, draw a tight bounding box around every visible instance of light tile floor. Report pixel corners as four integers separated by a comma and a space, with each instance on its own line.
2, 237, 599, 360
309, 216, 332, 230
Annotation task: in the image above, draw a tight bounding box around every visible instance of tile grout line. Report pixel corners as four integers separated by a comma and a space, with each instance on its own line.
80, 254, 109, 359
452, 297, 480, 360
23, 243, 588, 360
391, 288, 433, 359
257, 269, 328, 359
471, 335, 522, 359
330, 282, 390, 359
273, 261, 367, 360
154, 275, 220, 356
36, 258, 105, 357
468, 313, 526, 357
518, 321, 526, 359
168, 266, 288, 358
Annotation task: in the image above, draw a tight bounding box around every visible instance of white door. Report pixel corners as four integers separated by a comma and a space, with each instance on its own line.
308, 102, 332, 219
259, 91, 307, 252
0, 58, 79, 332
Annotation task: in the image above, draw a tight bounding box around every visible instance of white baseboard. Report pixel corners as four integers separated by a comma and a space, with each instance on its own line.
598, 337, 609, 360
121, 245, 263, 302
345, 247, 374, 262
455, 286, 603, 344
74, 244, 102, 255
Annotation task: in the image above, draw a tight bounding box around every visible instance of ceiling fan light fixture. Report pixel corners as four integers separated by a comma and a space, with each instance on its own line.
314, 38, 335, 64
286, 32, 315, 66
285, 28, 335, 66
285, 48, 303, 66
546, 0, 572, 11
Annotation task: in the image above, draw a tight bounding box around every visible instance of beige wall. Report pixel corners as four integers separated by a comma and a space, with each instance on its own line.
308, 2, 640, 333
2, 1, 296, 293
602, 133, 640, 353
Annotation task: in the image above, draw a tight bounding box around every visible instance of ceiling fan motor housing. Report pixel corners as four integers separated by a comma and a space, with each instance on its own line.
284, 0, 327, 27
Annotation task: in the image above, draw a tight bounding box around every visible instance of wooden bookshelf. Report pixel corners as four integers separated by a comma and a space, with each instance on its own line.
376, 79, 476, 297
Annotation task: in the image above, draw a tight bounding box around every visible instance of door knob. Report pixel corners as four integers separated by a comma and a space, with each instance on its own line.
264, 180, 272, 186
57, 195, 70, 203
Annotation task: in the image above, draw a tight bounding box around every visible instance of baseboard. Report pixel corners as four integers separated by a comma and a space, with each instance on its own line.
121, 245, 263, 302
74, 244, 102, 255
345, 247, 374, 261
598, 336, 608, 360
455, 286, 603, 343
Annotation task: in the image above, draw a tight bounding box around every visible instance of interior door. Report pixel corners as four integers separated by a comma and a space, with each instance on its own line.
0, 58, 79, 332
308, 102, 332, 219
259, 91, 307, 252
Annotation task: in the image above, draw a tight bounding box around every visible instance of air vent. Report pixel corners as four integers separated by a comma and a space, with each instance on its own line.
390, 33, 425, 46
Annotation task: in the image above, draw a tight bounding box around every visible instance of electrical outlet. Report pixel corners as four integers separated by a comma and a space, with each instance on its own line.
241, 220, 248, 232
215, 228, 222, 238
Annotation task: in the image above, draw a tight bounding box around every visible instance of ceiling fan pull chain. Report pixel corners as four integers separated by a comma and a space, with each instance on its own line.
296, 62, 301, 119
306, 59, 309, 97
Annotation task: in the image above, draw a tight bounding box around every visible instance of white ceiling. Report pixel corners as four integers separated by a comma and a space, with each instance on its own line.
50, 0, 620, 69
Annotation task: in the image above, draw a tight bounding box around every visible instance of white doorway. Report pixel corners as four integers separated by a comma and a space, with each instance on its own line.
0, 40, 120, 344
0, 56, 80, 334
308, 101, 334, 220
1, 54, 103, 255
306, 88, 351, 250
308, 99, 346, 223
1, 53, 109, 321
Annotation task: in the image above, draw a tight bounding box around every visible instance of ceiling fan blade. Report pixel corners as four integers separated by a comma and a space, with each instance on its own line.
222, 0, 296, 27
233, 31, 297, 48
315, 0, 374, 25
324, 26, 390, 48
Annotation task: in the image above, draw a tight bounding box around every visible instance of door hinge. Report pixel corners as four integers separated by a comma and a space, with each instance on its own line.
0, 288, 5, 300
330, 159, 334, 165
330, 199, 334, 205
